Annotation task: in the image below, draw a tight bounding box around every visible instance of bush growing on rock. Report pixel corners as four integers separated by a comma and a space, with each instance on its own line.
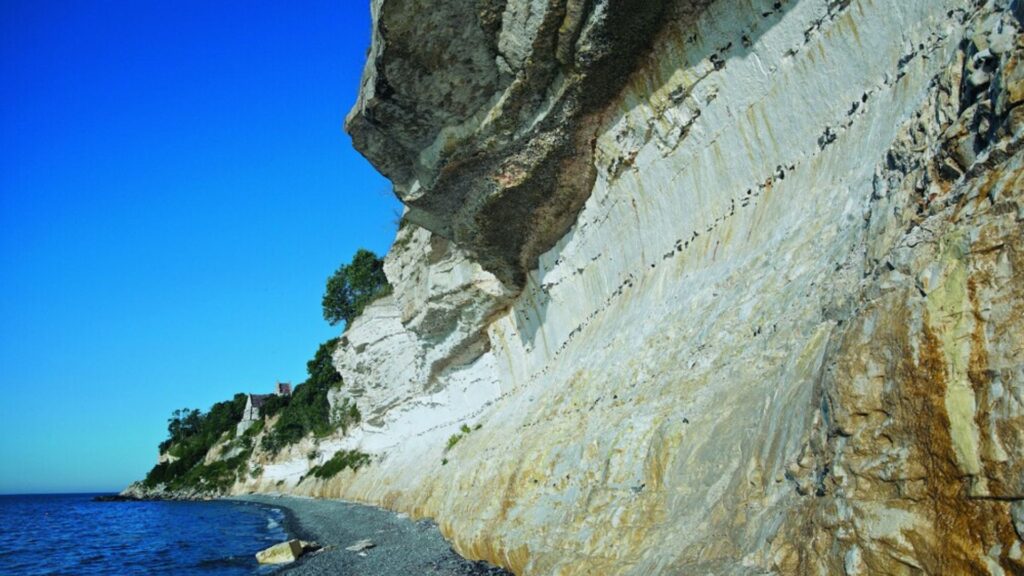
258, 393, 288, 420
331, 397, 361, 434
144, 394, 249, 490
307, 449, 371, 479
444, 423, 480, 454
261, 338, 356, 454
322, 248, 391, 327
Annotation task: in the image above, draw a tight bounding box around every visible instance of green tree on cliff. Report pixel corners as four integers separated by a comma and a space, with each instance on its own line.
322, 248, 390, 327
260, 338, 359, 454
306, 337, 343, 388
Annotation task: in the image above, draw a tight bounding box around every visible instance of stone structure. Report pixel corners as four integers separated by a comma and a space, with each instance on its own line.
236, 383, 291, 436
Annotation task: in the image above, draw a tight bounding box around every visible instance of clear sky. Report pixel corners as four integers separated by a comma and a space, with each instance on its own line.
0, 1, 401, 494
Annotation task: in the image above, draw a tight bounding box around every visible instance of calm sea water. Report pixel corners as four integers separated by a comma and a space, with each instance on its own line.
0, 493, 289, 575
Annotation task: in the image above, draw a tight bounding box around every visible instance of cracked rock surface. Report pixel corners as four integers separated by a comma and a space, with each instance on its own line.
181, 0, 1024, 574
346, 0, 675, 287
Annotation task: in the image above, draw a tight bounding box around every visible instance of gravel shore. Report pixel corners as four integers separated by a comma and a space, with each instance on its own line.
234, 495, 512, 576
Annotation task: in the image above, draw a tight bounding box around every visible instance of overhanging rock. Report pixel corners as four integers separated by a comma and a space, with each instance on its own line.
346, 0, 677, 288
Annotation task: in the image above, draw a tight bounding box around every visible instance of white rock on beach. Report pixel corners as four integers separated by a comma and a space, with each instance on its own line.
255, 539, 303, 564
299, 540, 320, 552
345, 538, 376, 552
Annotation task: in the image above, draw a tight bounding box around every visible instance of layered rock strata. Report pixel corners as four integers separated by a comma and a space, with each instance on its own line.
345, 0, 678, 286
175, 0, 1024, 574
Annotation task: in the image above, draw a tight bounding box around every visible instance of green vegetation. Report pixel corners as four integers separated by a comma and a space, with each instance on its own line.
444, 423, 482, 454
258, 393, 288, 420
144, 394, 250, 491
239, 420, 263, 446
446, 430, 467, 451
322, 249, 391, 327
331, 397, 362, 435
307, 449, 372, 479
141, 250, 386, 492
260, 338, 361, 454
160, 452, 250, 492
158, 394, 247, 454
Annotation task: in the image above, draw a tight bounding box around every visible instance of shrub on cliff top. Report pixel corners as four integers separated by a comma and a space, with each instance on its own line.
322, 249, 391, 327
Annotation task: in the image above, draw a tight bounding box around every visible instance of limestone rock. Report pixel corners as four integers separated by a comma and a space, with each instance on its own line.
345, 538, 376, 552
255, 539, 303, 565
299, 540, 321, 553
382, 222, 513, 378
211, 0, 1024, 574
346, 0, 675, 286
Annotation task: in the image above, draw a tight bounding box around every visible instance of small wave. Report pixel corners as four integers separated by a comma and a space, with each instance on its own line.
79, 554, 107, 565
265, 507, 286, 534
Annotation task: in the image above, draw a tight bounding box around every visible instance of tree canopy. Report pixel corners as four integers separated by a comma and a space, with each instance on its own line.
158, 395, 246, 454
146, 393, 249, 490
322, 249, 390, 327
260, 338, 357, 454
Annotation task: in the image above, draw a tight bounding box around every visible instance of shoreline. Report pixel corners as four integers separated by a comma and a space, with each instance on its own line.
232, 494, 511, 576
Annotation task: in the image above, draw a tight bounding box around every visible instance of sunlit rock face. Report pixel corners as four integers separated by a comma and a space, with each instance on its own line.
345, 0, 675, 286
246, 0, 1024, 573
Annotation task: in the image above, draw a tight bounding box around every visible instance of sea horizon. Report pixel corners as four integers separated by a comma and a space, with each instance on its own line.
0, 492, 289, 575
3, 0, 1021, 573
0, 491, 118, 497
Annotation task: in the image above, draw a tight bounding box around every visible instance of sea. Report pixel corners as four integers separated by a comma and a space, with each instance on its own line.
0, 493, 290, 575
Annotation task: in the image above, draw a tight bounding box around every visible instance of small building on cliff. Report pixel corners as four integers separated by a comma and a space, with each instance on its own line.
236, 382, 291, 435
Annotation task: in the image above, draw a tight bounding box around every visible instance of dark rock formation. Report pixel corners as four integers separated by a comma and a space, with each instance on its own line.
346, 0, 678, 287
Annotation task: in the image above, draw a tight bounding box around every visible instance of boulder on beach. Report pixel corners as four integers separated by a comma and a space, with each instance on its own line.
345, 538, 375, 552
299, 540, 321, 552
256, 539, 304, 564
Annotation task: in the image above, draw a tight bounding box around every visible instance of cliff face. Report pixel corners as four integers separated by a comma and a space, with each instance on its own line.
205, 0, 1024, 573
345, 0, 672, 287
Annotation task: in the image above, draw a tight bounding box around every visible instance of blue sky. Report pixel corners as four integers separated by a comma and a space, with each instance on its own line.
0, 1, 401, 494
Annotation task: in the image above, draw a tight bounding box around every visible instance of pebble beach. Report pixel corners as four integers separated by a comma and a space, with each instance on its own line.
235, 495, 511, 576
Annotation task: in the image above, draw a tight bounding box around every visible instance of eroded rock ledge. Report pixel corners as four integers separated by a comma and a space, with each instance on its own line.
346, 0, 681, 287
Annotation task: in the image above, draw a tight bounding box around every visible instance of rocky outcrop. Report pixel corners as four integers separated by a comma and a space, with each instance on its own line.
119, 481, 213, 501
167, 0, 1024, 574
346, 0, 681, 286
255, 539, 304, 564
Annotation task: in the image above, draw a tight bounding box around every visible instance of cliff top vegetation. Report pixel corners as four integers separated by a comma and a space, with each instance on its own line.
322, 248, 390, 327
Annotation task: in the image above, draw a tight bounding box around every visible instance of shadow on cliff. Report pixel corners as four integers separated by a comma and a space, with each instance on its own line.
510, 0, 798, 353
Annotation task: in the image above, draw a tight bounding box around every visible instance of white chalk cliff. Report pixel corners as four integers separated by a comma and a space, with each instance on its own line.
233, 0, 1024, 573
